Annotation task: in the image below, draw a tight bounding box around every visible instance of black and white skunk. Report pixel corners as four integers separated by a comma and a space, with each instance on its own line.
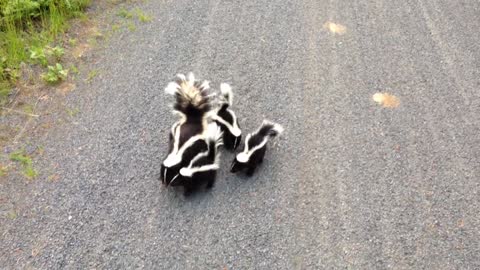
210, 83, 242, 150
161, 73, 214, 185
169, 124, 223, 196
230, 120, 284, 176
161, 121, 209, 186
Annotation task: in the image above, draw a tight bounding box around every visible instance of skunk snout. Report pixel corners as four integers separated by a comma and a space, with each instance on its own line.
169, 173, 186, 187
233, 134, 241, 150
222, 131, 241, 151
230, 159, 243, 173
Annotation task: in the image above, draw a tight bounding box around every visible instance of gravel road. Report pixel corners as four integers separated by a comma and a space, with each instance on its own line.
1, 0, 479, 268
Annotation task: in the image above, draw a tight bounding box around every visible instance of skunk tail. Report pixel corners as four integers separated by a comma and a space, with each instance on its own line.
258, 120, 284, 138
164, 72, 213, 117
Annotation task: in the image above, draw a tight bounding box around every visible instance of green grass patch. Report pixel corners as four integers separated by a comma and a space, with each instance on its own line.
117, 7, 133, 19
134, 8, 151, 23
0, 164, 7, 177
66, 106, 80, 117
86, 68, 98, 82
9, 148, 37, 179
127, 22, 136, 31
9, 149, 32, 166
1, 0, 92, 104
7, 209, 17, 219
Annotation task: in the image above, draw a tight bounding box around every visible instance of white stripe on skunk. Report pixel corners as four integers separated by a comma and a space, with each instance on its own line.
211, 83, 242, 150
231, 119, 283, 176
161, 72, 215, 185
169, 123, 223, 195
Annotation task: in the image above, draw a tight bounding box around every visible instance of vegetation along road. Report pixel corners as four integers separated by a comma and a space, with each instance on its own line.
1, 0, 479, 268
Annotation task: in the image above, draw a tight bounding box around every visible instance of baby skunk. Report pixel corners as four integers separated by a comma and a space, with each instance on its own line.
230, 120, 284, 176
161, 72, 214, 185
170, 124, 223, 196
210, 83, 242, 150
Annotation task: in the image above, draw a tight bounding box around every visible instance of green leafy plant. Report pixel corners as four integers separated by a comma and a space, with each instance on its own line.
1, 0, 92, 105
46, 46, 65, 60
42, 63, 68, 84
1, 0, 42, 21
29, 46, 48, 66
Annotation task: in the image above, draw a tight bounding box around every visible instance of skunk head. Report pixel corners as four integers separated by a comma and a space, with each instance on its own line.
230, 120, 284, 173
230, 155, 248, 173
162, 131, 209, 186
169, 124, 222, 187
230, 133, 252, 173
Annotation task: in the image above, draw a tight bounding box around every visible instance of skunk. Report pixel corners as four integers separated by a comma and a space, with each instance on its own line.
169, 124, 223, 196
161, 73, 214, 185
161, 121, 208, 185
210, 83, 242, 150
230, 120, 284, 176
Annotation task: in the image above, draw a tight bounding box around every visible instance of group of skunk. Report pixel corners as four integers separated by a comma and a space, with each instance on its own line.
160, 73, 283, 196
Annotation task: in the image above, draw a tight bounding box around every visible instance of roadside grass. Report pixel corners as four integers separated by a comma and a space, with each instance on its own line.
9, 148, 37, 179
0, 0, 91, 105
117, 6, 152, 22
86, 69, 98, 82
2, 1, 151, 179
134, 8, 151, 23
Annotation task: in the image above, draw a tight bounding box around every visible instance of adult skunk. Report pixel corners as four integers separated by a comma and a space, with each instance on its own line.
230, 120, 284, 176
170, 124, 223, 196
161, 121, 209, 186
161, 73, 214, 185
210, 83, 242, 150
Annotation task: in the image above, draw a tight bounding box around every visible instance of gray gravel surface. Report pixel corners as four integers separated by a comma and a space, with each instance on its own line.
1, 0, 479, 268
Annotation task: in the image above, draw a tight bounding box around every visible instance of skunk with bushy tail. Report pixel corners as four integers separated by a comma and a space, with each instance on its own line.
231, 120, 283, 176
161, 72, 215, 185
210, 83, 242, 150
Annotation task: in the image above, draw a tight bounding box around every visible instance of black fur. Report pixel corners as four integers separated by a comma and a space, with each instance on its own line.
231, 120, 283, 176
161, 135, 208, 186
213, 83, 242, 150
230, 145, 265, 176
215, 107, 241, 150
170, 127, 222, 196
161, 73, 213, 186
